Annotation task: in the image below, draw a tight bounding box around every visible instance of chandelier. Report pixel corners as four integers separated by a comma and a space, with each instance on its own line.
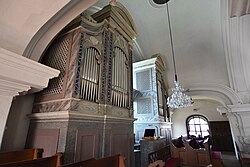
165, 1, 193, 109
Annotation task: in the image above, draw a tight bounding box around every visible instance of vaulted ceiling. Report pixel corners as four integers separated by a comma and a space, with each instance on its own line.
1, 0, 249, 106
92, 0, 229, 92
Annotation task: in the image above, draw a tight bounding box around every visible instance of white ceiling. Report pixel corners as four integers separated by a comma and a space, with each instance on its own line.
92, 0, 229, 90
1, 0, 249, 105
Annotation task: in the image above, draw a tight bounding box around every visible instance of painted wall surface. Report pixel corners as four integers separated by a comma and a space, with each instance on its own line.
0, 0, 70, 55
171, 99, 228, 139
1, 94, 35, 151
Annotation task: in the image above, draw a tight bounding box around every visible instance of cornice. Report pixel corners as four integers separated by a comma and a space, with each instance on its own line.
227, 104, 250, 113
0, 48, 60, 96
0, 79, 30, 97
28, 111, 136, 123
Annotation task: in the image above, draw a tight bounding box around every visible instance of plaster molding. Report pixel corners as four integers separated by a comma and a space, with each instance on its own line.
133, 39, 145, 61
0, 79, 30, 97
23, 0, 98, 61
221, 0, 249, 94
0, 48, 60, 92
227, 103, 250, 113
186, 82, 242, 105
217, 105, 230, 115
219, 103, 250, 146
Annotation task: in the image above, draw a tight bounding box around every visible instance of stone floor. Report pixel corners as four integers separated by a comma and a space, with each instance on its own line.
221, 152, 241, 167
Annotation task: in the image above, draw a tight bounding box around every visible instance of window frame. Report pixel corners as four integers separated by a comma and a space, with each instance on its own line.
186, 115, 209, 139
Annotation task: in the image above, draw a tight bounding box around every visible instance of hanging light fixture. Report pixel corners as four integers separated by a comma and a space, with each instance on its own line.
165, 1, 193, 109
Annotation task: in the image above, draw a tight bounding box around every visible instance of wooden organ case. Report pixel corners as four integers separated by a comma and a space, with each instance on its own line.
26, 3, 136, 167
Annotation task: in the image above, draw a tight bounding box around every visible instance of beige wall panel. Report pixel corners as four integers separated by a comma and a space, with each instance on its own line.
29, 128, 59, 157
75, 129, 99, 162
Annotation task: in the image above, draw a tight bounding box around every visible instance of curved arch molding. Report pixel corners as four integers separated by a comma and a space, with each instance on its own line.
186, 83, 242, 105
23, 0, 98, 62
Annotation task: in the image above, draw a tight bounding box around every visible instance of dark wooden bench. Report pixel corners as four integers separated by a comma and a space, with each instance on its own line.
148, 145, 179, 167
0, 153, 62, 167
148, 145, 171, 164
0, 148, 43, 164
60, 154, 125, 167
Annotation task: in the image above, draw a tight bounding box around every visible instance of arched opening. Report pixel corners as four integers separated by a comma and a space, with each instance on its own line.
186, 114, 209, 139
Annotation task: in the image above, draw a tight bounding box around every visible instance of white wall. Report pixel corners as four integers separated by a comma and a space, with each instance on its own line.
1, 94, 35, 151
171, 99, 228, 138
0, 0, 70, 55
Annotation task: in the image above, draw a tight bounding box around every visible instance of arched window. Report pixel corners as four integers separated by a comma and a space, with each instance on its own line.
186, 115, 209, 139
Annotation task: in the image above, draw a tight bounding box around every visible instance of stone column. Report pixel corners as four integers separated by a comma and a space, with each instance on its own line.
0, 48, 59, 148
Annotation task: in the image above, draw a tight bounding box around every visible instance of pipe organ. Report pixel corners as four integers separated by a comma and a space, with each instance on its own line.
112, 46, 130, 108
26, 3, 136, 167
80, 46, 101, 102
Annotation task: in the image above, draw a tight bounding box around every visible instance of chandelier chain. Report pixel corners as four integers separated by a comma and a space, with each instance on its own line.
166, 2, 177, 81
165, 1, 193, 109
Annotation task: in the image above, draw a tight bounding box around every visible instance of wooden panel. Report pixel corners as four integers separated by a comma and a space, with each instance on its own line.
0, 154, 62, 167
75, 129, 99, 162
29, 129, 59, 157
179, 151, 188, 166
111, 130, 130, 167
209, 121, 234, 151
197, 153, 210, 166
0, 149, 43, 164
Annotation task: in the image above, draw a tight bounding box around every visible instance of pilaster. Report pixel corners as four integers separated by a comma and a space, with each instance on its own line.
218, 104, 250, 151
0, 48, 59, 148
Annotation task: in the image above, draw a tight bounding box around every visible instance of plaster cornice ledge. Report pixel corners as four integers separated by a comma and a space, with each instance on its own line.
187, 83, 242, 105
0, 48, 60, 95
28, 111, 136, 123
227, 104, 250, 113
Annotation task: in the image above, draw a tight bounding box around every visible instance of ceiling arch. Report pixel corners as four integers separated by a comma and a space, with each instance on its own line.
23, 0, 98, 62
186, 83, 242, 105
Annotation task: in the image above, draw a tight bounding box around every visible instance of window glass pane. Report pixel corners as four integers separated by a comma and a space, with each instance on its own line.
189, 125, 195, 131
193, 118, 200, 124
189, 118, 194, 124
195, 125, 201, 131
202, 132, 209, 137
189, 132, 197, 136
187, 115, 209, 138
201, 125, 209, 131
200, 119, 207, 124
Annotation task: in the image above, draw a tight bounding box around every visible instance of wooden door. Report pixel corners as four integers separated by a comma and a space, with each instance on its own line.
209, 121, 234, 151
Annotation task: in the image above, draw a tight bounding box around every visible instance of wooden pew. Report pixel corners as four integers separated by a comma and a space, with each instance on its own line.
170, 141, 187, 166
0, 153, 62, 167
0, 148, 43, 164
148, 145, 179, 167
60, 154, 125, 167
148, 145, 171, 164
183, 140, 211, 167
